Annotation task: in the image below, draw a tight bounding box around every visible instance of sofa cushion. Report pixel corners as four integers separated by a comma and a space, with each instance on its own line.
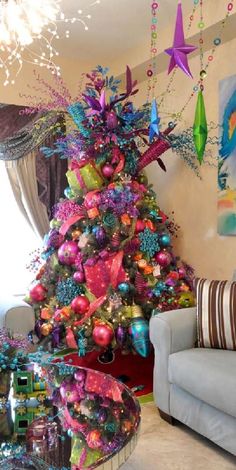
196, 278, 236, 350
168, 348, 236, 418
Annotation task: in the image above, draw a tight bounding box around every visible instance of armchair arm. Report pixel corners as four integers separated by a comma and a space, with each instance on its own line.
150, 307, 197, 414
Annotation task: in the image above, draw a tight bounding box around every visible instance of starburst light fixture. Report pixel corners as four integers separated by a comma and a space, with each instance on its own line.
0, 0, 101, 85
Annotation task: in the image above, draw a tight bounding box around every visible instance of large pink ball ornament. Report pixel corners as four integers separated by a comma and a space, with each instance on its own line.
58, 241, 79, 265
155, 250, 172, 267
71, 295, 90, 315
92, 323, 114, 347
29, 283, 47, 302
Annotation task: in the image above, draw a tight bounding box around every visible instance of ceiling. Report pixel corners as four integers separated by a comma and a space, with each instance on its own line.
57, 0, 195, 63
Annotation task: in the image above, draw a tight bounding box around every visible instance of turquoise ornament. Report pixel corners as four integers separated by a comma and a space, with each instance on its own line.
64, 187, 75, 199
159, 233, 171, 247
129, 317, 150, 358
118, 282, 130, 294
149, 98, 160, 143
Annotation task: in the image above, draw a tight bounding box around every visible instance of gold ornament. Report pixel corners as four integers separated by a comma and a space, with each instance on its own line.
131, 304, 143, 318
71, 229, 82, 240
41, 323, 53, 336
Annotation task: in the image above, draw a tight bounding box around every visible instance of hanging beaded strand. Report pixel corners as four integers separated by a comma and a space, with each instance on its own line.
175, 0, 235, 123
199, 0, 205, 91
146, 2, 160, 103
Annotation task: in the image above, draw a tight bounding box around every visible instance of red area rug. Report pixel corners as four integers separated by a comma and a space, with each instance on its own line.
64, 349, 154, 399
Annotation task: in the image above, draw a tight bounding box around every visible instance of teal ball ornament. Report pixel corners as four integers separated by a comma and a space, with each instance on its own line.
129, 317, 151, 358
64, 187, 75, 199
159, 233, 171, 247
118, 282, 130, 294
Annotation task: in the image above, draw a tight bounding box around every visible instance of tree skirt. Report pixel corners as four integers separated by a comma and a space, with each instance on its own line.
64, 349, 154, 400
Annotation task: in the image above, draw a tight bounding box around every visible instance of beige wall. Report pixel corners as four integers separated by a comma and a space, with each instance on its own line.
128, 2, 236, 280
0, 56, 90, 105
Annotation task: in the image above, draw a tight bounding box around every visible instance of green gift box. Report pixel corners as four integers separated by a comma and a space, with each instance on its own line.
66, 162, 104, 194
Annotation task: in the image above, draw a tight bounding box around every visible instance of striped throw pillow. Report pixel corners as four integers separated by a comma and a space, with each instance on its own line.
196, 278, 236, 350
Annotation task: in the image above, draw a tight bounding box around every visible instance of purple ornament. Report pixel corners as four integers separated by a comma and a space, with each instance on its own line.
73, 271, 85, 283
95, 226, 107, 246
106, 111, 118, 129
51, 326, 61, 348
97, 408, 108, 424
58, 241, 79, 265
115, 325, 127, 347
46, 229, 64, 249
164, 2, 197, 78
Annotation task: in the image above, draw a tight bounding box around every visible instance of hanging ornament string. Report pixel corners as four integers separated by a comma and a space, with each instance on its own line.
199, 0, 205, 90
146, 2, 160, 103
174, 0, 234, 124
157, 0, 199, 110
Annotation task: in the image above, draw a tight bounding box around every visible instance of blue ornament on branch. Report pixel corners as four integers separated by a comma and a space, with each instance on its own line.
159, 233, 171, 247
129, 305, 150, 358
139, 228, 159, 258
56, 278, 85, 306
118, 282, 130, 294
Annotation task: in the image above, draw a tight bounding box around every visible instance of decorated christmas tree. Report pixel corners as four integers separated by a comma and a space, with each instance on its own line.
27, 66, 194, 360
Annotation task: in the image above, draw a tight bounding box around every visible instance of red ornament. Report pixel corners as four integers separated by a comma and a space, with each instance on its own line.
92, 323, 114, 347
71, 295, 90, 315
29, 283, 47, 302
135, 219, 146, 233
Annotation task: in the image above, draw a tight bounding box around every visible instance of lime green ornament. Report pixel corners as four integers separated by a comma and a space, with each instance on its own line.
193, 90, 208, 164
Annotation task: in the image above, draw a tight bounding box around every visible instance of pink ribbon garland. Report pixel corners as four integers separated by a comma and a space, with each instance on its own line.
59, 214, 84, 236
110, 250, 125, 288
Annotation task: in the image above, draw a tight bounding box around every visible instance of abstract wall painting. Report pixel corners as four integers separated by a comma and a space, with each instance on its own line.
218, 75, 236, 235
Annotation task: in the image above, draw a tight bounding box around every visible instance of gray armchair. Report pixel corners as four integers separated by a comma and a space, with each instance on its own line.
150, 307, 236, 456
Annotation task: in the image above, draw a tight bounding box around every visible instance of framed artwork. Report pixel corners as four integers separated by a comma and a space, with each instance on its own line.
218, 75, 236, 235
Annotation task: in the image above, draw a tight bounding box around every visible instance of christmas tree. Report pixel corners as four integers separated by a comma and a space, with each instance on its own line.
27, 66, 194, 359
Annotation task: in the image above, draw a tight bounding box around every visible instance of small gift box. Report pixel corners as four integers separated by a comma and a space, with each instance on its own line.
67, 160, 104, 194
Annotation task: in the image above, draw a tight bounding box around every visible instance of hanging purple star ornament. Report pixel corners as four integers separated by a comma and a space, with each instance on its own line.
165, 1, 197, 78
149, 98, 160, 143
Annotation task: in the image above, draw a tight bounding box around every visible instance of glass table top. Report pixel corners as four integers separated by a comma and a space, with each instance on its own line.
0, 364, 141, 469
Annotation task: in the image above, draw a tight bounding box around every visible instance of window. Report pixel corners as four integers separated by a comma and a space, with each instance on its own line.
0, 161, 41, 296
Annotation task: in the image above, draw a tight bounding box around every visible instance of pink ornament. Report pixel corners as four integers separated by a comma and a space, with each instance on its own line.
58, 241, 79, 265
60, 380, 81, 403
29, 284, 47, 302
178, 266, 186, 278
74, 369, 86, 383
73, 271, 85, 283
84, 190, 101, 209
71, 295, 90, 315
155, 250, 172, 267
86, 430, 102, 449
92, 323, 114, 347
102, 163, 114, 178
135, 219, 146, 233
